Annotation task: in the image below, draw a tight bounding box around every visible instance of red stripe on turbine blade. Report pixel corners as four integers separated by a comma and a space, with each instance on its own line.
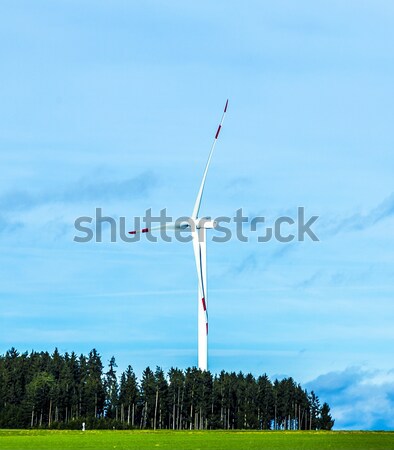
141, 228, 149, 233
206, 323, 208, 335
215, 125, 221, 139
201, 297, 207, 311
224, 99, 228, 112
128, 231, 137, 234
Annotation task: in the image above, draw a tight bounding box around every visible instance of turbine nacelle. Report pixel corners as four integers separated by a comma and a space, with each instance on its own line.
178, 217, 217, 230
196, 218, 217, 229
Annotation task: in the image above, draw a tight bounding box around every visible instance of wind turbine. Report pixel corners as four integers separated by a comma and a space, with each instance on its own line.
129, 100, 228, 371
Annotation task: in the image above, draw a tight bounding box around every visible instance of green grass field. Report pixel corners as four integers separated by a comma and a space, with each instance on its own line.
0, 430, 393, 450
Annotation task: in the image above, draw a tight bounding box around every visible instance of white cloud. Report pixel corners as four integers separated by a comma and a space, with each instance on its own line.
306, 367, 394, 430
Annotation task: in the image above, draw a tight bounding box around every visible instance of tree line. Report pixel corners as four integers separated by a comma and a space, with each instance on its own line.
0, 348, 334, 430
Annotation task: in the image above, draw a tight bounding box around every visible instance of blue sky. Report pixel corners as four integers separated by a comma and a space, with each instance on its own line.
1, 0, 394, 430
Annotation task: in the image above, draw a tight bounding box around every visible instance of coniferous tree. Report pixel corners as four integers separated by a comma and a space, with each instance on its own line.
242, 373, 259, 429
200, 370, 213, 430
119, 365, 138, 426
167, 368, 185, 430
105, 356, 118, 419
82, 350, 105, 419
26, 372, 55, 427
319, 402, 334, 430
308, 391, 321, 430
154, 367, 168, 429
140, 367, 156, 429
257, 374, 274, 429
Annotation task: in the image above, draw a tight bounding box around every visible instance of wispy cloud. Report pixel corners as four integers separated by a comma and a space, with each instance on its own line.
234, 252, 258, 274
325, 193, 394, 236
0, 171, 157, 212
231, 243, 297, 277
0, 214, 22, 233
296, 270, 323, 289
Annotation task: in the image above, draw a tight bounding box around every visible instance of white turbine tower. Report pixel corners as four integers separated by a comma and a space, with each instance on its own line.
129, 100, 228, 371
190, 99, 228, 370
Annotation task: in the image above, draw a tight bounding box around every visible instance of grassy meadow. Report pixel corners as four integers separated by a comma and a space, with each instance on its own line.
0, 429, 393, 450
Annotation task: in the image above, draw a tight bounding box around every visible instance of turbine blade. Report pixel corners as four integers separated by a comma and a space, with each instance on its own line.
128, 227, 150, 235
128, 223, 176, 234
192, 231, 208, 335
191, 99, 228, 220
